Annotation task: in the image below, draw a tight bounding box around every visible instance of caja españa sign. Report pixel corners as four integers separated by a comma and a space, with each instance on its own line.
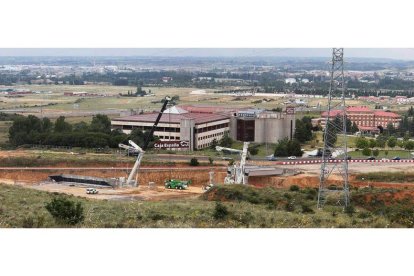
154, 140, 190, 149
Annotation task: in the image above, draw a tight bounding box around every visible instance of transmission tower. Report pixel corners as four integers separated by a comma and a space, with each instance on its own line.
317, 48, 350, 209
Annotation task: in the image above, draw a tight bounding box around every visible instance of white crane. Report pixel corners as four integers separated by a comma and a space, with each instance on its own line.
125, 140, 144, 186
119, 96, 171, 187
223, 142, 250, 185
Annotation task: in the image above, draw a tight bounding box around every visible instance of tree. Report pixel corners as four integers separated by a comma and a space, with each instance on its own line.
376, 134, 387, 148
249, 146, 259, 155
213, 202, 229, 220
385, 150, 389, 157
219, 132, 233, 147
362, 147, 372, 156
294, 118, 312, 143
355, 137, 369, 149
369, 139, 377, 149
373, 148, 380, 157
189, 158, 199, 166
408, 106, 414, 116
90, 114, 111, 133
54, 116, 72, 133
350, 122, 359, 133
324, 116, 340, 147
405, 140, 414, 150
45, 197, 84, 225
210, 138, 218, 150
387, 136, 397, 148
345, 117, 352, 133
387, 122, 396, 135
274, 138, 303, 157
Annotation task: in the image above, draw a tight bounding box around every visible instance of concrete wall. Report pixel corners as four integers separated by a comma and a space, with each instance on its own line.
254, 114, 295, 143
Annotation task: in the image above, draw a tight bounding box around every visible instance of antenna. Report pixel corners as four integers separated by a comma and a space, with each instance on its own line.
317, 48, 350, 209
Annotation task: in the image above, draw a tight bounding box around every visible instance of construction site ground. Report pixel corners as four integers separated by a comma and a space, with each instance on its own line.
1, 158, 414, 200
1, 148, 414, 199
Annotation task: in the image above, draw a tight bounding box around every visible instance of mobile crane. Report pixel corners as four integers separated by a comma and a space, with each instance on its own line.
122, 96, 171, 187
217, 142, 250, 185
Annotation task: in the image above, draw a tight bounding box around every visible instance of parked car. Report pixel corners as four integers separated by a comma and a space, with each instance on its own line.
366, 157, 376, 160
392, 156, 401, 160
287, 156, 297, 160
267, 155, 277, 161
221, 157, 233, 161
86, 188, 98, 194
381, 158, 390, 161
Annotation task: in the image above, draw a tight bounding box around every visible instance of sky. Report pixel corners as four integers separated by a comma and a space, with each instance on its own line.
0, 48, 414, 60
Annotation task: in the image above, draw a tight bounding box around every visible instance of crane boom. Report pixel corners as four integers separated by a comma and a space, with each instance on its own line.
142, 96, 171, 151
126, 96, 171, 186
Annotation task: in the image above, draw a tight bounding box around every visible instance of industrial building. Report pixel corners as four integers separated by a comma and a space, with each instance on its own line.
111, 105, 296, 150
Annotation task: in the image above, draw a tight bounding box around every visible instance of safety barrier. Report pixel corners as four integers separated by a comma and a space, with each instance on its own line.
281, 159, 414, 165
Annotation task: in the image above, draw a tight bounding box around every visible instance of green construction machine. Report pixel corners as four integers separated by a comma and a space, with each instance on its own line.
165, 179, 191, 190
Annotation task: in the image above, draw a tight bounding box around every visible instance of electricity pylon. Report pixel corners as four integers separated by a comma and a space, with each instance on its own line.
317, 48, 350, 209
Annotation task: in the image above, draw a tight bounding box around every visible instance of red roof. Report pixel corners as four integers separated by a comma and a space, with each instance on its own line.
373, 111, 400, 118
113, 112, 229, 125
179, 105, 240, 114
322, 106, 400, 119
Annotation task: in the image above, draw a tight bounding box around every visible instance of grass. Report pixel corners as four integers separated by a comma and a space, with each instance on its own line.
2, 183, 411, 228
356, 172, 414, 183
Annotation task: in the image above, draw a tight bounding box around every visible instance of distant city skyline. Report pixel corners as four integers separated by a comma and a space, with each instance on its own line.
0, 48, 414, 60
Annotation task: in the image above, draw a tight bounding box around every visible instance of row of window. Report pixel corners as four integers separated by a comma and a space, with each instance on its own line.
157, 136, 180, 140
195, 123, 229, 134
197, 131, 226, 141
116, 125, 180, 132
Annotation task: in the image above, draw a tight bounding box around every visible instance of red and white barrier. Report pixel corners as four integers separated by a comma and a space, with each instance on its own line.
280, 159, 414, 165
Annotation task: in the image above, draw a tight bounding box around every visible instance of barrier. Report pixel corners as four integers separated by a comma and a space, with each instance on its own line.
280, 159, 414, 165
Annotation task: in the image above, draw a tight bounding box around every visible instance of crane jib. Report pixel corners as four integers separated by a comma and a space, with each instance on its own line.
142, 99, 170, 151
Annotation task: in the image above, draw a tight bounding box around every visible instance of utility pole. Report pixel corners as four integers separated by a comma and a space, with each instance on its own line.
317, 48, 350, 209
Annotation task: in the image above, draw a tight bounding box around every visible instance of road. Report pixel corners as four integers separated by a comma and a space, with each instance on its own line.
0, 166, 226, 171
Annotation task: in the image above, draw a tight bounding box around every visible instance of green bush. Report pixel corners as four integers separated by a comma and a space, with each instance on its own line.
189, 158, 199, 166
362, 147, 371, 156
301, 204, 315, 214
285, 201, 295, 212
213, 202, 229, 220
289, 185, 300, 192
45, 197, 85, 225
344, 205, 355, 217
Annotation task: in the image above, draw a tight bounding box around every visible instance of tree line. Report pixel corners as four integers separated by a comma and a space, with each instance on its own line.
8, 114, 155, 149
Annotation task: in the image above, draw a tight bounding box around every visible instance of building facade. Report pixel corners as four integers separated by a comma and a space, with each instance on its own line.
229, 109, 295, 143
112, 105, 296, 150
111, 106, 230, 150
318, 106, 401, 133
